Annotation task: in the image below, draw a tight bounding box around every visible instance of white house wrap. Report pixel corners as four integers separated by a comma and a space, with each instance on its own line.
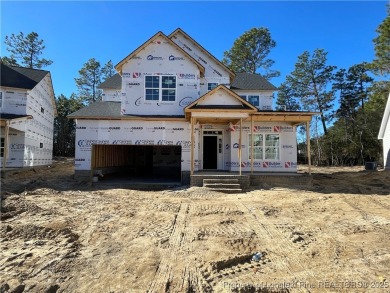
69, 28, 316, 184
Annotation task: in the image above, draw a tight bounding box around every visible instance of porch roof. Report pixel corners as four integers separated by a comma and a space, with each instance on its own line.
0, 114, 32, 127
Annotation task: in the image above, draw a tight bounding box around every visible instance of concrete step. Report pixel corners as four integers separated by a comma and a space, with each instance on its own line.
207, 188, 243, 194
203, 178, 239, 184
204, 183, 241, 189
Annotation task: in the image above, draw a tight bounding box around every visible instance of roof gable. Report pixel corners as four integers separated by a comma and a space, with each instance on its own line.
1, 63, 49, 90
186, 85, 257, 111
378, 93, 390, 139
115, 31, 204, 75
169, 28, 235, 80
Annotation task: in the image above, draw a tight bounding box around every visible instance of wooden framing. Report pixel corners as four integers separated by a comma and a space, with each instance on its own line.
306, 121, 312, 175
239, 118, 242, 176
190, 117, 195, 175
251, 115, 254, 175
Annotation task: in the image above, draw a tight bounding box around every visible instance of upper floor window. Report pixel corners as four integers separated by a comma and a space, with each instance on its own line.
208, 83, 218, 91
145, 75, 176, 102
248, 95, 260, 107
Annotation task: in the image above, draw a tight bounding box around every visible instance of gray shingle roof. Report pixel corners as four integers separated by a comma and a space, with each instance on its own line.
98, 73, 121, 89
1, 63, 49, 89
68, 101, 186, 119
230, 73, 277, 91
0, 113, 32, 120
68, 101, 122, 118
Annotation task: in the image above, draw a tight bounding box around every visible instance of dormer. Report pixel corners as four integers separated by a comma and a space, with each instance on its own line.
230, 72, 278, 111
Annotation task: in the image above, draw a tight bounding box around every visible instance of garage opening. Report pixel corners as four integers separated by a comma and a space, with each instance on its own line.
91, 145, 181, 183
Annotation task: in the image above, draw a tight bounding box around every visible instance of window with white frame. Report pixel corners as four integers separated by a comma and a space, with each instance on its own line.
0, 137, 4, 158
207, 83, 218, 91
249, 133, 280, 160
145, 75, 176, 102
248, 95, 260, 107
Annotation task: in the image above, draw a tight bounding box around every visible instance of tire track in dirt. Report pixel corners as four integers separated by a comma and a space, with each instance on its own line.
147, 202, 189, 292
342, 195, 390, 233
238, 201, 326, 292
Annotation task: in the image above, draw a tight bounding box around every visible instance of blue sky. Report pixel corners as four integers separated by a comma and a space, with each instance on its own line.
1, 1, 387, 98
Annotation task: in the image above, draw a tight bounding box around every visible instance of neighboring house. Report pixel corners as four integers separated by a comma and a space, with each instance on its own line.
0, 63, 56, 169
68, 28, 316, 184
378, 93, 390, 169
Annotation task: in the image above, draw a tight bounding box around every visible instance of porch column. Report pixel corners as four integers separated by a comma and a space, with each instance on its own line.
239, 118, 242, 176
251, 115, 254, 175
306, 121, 312, 175
190, 117, 194, 175
2, 120, 9, 170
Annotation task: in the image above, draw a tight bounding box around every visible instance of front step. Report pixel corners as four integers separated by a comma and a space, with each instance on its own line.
203, 179, 242, 193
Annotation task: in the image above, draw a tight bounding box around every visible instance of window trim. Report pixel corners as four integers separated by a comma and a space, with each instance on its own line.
248, 133, 280, 161
144, 75, 177, 102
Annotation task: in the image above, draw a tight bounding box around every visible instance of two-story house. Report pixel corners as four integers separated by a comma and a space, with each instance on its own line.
0, 63, 56, 169
68, 29, 316, 186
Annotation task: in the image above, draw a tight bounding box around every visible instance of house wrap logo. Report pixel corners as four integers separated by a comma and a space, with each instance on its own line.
78, 140, 109, 147
135, 140, 154, 145
132, 72, 141, 78
178, 73, 196, 79
253, 126, 272, 132
147, 55, 163, 61
284, 162, 297, 168
113, 140, 133, 145
263, 161, 283, 168
157, 140, 173, 145
135, 97, 142, 106
10, 144, 24, 150
179, 97, 193, 107
169, 55, 184, 61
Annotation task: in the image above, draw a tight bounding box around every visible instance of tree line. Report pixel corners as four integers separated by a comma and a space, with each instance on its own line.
1, 7, 389, 165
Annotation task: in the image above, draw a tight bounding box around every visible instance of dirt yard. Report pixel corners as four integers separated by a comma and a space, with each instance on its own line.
1, 158, 390, 293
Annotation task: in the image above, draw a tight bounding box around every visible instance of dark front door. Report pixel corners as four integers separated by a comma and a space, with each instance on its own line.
203, 136, 217, 169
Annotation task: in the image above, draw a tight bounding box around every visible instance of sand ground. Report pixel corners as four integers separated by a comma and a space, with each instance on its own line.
1, 158, 390, 293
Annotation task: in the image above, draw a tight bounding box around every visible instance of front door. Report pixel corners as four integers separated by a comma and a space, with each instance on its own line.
203, 136, 217, 169
203, 131, 223, 170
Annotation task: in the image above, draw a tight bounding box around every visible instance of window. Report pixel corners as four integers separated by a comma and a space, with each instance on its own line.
145, 75, 176, 102
0, 138, 4, 157
40, 143, 43, 148
249, 133, 280, 160
41, 107, 45, 114
208, 83, 218, 91
265, 134, 280, 160
239, 95, 246, 100
248, 134, 263, 160
248, 95, 260, 107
